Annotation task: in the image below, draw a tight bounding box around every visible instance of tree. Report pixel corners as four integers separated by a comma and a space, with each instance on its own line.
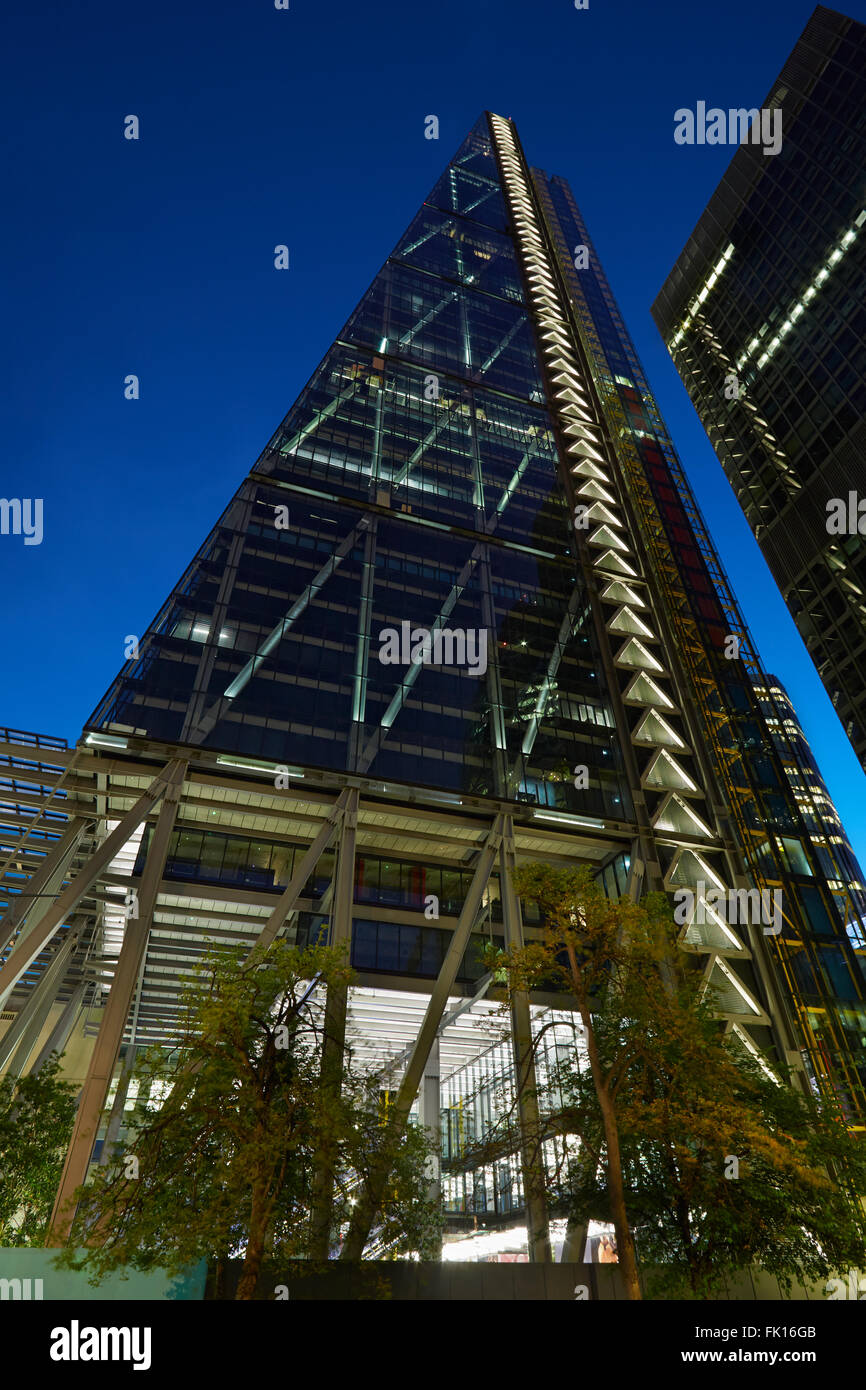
552, 979, 866, 1299
54, 940, 440, 1297
0, 1055, 77, 1245
494, 864, 866, 1298
498, 864, 670, 1298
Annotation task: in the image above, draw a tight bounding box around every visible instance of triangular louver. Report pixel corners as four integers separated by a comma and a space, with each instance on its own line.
608, 606, 656, 639
575, 480, 618, 506
615, 637, 663, 672
589, 524, 628, 553
683, 913, 746, 954
632, 708, 685, 747
666, 848, 726, 892
571, 459, 608, 481
584, 502, 623, 530
703, 959, 765, 1019
727, 1025, 779, 1083
599, 579, 645, 607
642, 748, 698, 792
568, 439, 607, 464
622, 671, 674, 707
652, 791, 712, 837
595, 550, 638, 576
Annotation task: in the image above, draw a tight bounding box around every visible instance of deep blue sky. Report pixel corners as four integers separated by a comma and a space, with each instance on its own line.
3, 0, 865, 861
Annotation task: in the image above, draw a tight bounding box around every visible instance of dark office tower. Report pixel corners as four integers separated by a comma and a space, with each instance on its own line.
754, 675, 866, 953
652, 6, 866, 770
7, 113, 866, 1258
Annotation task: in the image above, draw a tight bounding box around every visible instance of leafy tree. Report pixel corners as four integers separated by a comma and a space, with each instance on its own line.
550, 977, 866, 1298
493, 864, 866, 1299
0, 1055, 77, 1245
495, 864, 670, 1298
54, 940, 440, 1297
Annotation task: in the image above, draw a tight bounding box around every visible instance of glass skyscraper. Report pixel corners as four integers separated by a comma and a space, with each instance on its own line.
652, 5, 866, 771
81, 111, 866, 1118
754, 674, 866, 942
4, 109, 866, 1257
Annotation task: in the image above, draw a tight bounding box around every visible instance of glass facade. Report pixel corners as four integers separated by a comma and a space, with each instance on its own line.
87, 117, 630, 819
441, 1010, 583, 1220
652, 5, 866, 771
83, 109, 866, 1123
754, 675, 866, 953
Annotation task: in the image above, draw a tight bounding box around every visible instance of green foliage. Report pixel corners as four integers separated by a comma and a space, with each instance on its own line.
0, 1055, 77, 1245
498, 863, 866, 1298
53, 940, 440, 1293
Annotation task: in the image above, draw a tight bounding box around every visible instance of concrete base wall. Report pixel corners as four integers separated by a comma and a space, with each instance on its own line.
207, 1260, 835, 1301
0, 1249, 205, 1301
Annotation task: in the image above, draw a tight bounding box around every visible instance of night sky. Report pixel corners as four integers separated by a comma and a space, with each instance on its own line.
3, 0, 865, 860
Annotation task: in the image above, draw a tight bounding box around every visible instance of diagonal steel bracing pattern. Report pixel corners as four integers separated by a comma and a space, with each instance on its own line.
47, 758, 188, 1244
0, 709, 786, 1252
339, 813, 512, 1260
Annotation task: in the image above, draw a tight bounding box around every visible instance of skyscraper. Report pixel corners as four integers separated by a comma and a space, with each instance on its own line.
754, 675, 866, 944
652, 5, 866, 770
2, 112, 866, 1262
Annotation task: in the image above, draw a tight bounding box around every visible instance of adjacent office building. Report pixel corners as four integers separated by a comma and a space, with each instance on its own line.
2, 110, 866, 1260
755, 675, 866, 948
653, 5, 866, 769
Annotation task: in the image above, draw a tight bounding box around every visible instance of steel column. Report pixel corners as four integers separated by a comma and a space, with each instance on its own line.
308, 787, 358, 1259
46, 759, 187, 1245
0, 932, 78, 1076
100, 1045, 138, 1165
340, 813, 503, 1260
418, 1037, 442, 1257
30, 983, 88, 1075
499, 814, 552, 1262
561, 1215, 589, 1263
248, 786, 354, 956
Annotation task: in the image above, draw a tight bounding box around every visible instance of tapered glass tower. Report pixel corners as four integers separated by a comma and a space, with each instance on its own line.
5, 111, 866, 1258
79, 112, 866, 1118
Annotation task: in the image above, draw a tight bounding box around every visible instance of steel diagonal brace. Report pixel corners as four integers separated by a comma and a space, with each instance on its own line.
373, 969, 495, 1087
0, 930, 80, 1074
187, 302, 536, 739
46, 758, 188, 1245
270, 380, 363, 466
0, 763, 186, 1010
247, 786, 356, 956
184, 516, 374, 741
513, 584, 586, 772
357, 438, 544, 774
339, 813, 504, 1260
0, 815, 91, 957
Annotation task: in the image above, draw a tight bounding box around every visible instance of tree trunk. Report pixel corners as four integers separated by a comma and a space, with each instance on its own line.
236, 1182, 271, 1300
564, 939, 641, 1301
579, 1003, 642, 1300
675, 1194, 701, 1294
